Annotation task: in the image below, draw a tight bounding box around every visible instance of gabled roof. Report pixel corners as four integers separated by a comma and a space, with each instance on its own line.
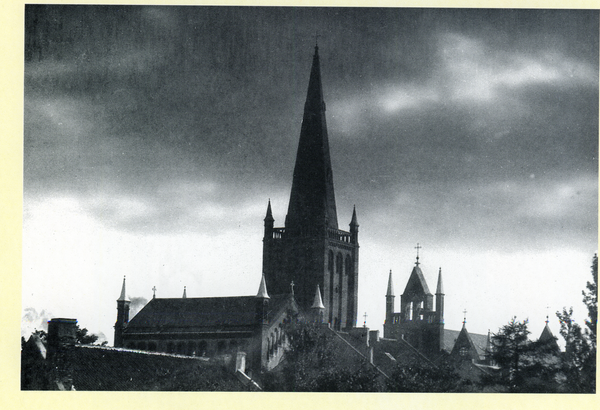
402, 265, 432, 297
125, 294, 292, 334
443, 328, 489, 358
450, 326, 481, 361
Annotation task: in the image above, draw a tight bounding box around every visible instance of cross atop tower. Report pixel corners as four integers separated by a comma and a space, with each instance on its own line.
463, 309, 468, 326
415, 243, 422, 266
363, 312, 368, 328
152, 286, 156, 299
290, 281, 295, 296
315, 32, 321, 47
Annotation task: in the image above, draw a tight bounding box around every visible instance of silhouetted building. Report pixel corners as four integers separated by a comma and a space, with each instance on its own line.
262, 45, 359, 331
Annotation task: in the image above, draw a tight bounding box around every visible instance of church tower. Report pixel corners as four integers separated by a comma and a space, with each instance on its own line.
383, 247, 445, 358
114, 276, 130, 347
262, 45, 359, 330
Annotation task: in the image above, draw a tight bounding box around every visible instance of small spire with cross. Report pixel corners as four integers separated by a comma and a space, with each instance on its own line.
415, 243, 422, 266
152, 286, 156, 299
290, 281, 295, 296
315, 32, 321, 48
546, 305, 550, 324
462, 309, 468, 327
363, 312, 368, 328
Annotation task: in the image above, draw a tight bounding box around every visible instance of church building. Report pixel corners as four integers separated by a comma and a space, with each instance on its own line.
113, 44, 358, 372
262, 45, 359, 331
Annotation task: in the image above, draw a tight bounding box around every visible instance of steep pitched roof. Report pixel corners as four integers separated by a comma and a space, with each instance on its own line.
125, 294, 292, 334
538, 323, 560, 351
443, 328, 489, 358
450, 326, 481, 361
402, 265, 432, 297
285, 45, 338, 231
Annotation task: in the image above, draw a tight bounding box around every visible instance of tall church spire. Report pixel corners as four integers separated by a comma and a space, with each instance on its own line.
285, 45, 338, 232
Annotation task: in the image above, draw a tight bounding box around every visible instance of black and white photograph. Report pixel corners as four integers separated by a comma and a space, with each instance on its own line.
19, 5, 597, 393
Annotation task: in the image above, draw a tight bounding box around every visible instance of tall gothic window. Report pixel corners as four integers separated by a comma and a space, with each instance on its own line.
336, 253, 343, 329
346, 254, 354, 326
328, 250, 334, 324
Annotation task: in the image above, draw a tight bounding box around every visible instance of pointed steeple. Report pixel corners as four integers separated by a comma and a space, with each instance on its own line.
311, 284, 325, 309
386, 270, 394, 297
117, 276, 129, 302
350, 205, 359, 228
436, 268, 444, 295
115, 276, 130, 348
285, 45, 338, 232
264, 199, 274, 223
182, 286, 187, 298
385, 270, 396, 327
257, 274, 270, 299
539, 320, 560, 351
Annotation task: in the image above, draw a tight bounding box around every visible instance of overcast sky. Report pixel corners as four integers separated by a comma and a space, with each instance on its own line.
22, 6, 597, 344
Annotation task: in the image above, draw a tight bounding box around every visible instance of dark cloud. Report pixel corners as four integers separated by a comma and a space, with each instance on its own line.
24, 6, 597, 248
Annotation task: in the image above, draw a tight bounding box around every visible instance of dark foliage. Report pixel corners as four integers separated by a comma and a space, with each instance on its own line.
557, 307, 595, 393
386, 360, 469, 392
583, 254, 597, 344
75, 326, 99, 345
262, 323, 383, 392
481, 317, 563, 393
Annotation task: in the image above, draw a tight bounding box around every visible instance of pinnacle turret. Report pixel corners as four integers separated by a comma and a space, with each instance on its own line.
386, 270, 394, 297
117, 276, 129, 302
257, 274, 270, 299
264, 199, 274, 222
436, 268, 444, 294
350, 205, 359, 228
311, 284, 325, 309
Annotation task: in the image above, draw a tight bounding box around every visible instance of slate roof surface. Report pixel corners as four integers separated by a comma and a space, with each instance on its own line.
67, 345, 248, 391
125, 294, 292, 333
